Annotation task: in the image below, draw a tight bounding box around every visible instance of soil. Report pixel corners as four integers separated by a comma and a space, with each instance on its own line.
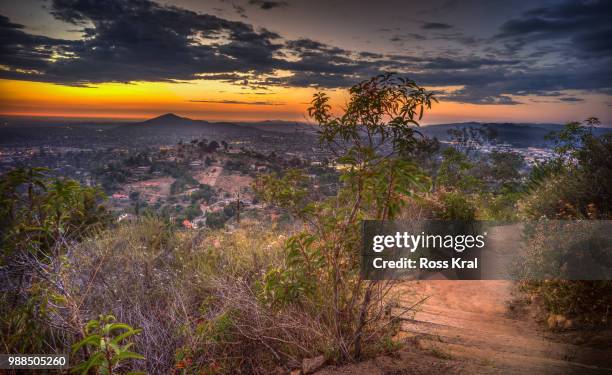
316, 280, 612, 375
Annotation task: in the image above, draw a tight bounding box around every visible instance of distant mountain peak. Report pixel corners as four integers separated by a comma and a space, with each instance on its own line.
148, 113, 190, 122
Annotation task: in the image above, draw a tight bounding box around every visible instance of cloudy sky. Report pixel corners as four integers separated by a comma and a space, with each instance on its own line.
0, 0, 611, 123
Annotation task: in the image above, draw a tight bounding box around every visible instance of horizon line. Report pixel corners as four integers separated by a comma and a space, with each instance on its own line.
2, 112, 611, 128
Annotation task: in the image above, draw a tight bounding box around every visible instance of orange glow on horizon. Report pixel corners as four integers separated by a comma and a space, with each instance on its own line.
1, 78, 609, 124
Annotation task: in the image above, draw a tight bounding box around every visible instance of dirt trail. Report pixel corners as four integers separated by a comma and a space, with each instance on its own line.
317, 280, 612, 374
397, 280, 612, 374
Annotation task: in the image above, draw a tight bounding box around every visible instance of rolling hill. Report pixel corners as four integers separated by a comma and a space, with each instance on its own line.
1, 114, 609, 149
420, 122, 611, 148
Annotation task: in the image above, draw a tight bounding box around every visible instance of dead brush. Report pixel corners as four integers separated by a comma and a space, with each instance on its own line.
179, 276, 335, 373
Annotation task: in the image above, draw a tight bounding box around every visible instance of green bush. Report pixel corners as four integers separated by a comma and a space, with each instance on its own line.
437, 191, 476, 221
517, 119, 612, 327
0, 168, 109, 355
71, 314, 144, 375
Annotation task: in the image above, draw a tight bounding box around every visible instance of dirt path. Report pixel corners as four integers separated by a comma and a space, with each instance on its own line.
317, 280, 612, 374
194, 166, 223, 186
398, 280, 612, 374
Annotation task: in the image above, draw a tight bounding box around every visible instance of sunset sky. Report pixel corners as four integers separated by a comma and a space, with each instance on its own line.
1, 0, 611, 124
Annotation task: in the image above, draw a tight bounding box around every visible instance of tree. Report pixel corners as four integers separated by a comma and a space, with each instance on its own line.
129, 191, 141, 216
435, 147, 480, 192
183, 205, 202, 221
522, 118, 612, 219
256, 74, 435, 360
207, 141, 220, 153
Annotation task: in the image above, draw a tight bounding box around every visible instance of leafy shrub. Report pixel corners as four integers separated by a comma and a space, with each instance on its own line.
0, 168, 108, 354
517, 119, 612, 327
416, 190, 476, 221
190, 184, 215, 204
72, 315, 144, 375
435, 148, 481, 193
519, 280, 612, 328
437, 191, 476, 221
253, 74, 435, 361
476, 189, 521, 221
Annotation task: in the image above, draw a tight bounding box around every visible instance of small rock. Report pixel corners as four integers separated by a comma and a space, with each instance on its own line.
563, 319, 573, 329
393, 331, 415, 342
302, 355, 326, 375
416, 338, 427, 350
547, 314, 557, 329
290, 370, 301, 375
555, 314, 567, 325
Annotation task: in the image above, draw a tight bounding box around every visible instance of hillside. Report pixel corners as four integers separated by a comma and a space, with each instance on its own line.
2, 115, 609, 150
232, 120, 319, 134
109, 113, 266, 140
421, 122, 611, 148
0, 114, 319, 148
420, 122, 556, 147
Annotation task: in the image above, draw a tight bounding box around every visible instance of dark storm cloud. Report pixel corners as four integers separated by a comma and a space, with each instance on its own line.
419, 57, 521, 70
389, 33, 427, 42
431, 32, 482, 46
2, 0, 284, 84
0, 0, 610, 105
359, 51, 384, 59
285, 38, 349, 56
281, 71, 362, 89
248, 0, 288, 10
559, 97, 584, 103
496, 0, 612, 58
422, 22, 453, 30
0, 14, 77, 74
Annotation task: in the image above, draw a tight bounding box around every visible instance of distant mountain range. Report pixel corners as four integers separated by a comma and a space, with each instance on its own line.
111, 113, 264, 138
1, 113, 609, 148
134, 113, 317, 134
419, 122, 611, 148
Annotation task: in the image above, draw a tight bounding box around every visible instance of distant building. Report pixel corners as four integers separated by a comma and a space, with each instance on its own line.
192, 217, 207, 228
117, 213, 136, 223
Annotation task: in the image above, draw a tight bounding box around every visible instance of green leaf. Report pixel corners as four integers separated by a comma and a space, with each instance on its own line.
71, 352, 104, 375
115, 351, 145, 361
104, 322, 132, 334
72, 334, 102, 354
110, 328, 141, 345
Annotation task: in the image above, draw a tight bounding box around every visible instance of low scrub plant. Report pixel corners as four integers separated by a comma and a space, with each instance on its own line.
517, 119, 612, 328
71, 314, 144, 375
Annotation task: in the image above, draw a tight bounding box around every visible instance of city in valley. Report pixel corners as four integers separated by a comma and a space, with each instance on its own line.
2, 112, 595, 231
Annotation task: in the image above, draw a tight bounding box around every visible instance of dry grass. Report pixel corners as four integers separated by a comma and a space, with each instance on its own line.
29, 217, 345, 373
3, 215, 412, 373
